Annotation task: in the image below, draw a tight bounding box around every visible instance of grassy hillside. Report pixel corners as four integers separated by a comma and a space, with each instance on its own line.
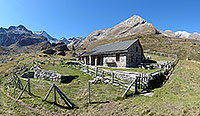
0, 53, 200, 115
85, 34, 200, 61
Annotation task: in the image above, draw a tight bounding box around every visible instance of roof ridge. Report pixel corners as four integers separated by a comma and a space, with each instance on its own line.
83, 39, 138, 56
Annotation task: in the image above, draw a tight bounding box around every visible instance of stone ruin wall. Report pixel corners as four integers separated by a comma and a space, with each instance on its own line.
33, 65, 61, 82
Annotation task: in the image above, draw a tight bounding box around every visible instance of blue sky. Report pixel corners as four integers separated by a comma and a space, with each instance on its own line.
1, 0, 200, 39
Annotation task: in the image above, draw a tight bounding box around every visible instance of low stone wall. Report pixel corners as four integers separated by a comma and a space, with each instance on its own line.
33, 65, 61, 82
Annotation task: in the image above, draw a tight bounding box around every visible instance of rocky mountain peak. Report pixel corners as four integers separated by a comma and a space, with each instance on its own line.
34, 30, 57, 42
0, 27, 6, 33
175, 31, 190, 38
8, 26, 17, 31
58, 37, 70, 45
120, 15, 146, 27
60, 37, 66, 41
7, 25, 29, 32
84, 15, 159, 47
17, 25, 28, 31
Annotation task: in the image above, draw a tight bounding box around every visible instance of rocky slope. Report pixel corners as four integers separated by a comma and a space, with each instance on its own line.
0, 25, 48, 47
34, 31, 57, 43
42, 41, 70, 56
66, 37, 86, 49
85, 15, 159, 42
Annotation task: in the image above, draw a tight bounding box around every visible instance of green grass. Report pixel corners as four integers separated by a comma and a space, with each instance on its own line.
1, 59, 125, 115
0, 92, 38, 115
1, 53, 200, 115
144, 53, 174, 61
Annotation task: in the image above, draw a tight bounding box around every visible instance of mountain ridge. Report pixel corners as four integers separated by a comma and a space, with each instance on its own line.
1, 15, 200, 50
161, 30, 200, 39
0, 25, 47, 47
85, 15, 159, 43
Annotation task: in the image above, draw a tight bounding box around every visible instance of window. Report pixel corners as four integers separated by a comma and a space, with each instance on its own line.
131, 56, 134, 62
116, 53, 120, 61
136, 46, 138, 52
136, 57, 138, 63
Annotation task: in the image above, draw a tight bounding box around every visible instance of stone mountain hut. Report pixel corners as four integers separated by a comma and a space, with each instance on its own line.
81, 39, 145, 68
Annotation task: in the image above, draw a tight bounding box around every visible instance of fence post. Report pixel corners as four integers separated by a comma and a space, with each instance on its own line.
164, 66, 166, 72
101, 71, 105, 81
17, 79, 29, 100
28, 78, 31, 95
88, 81, 91, 104
141, 73, 143, 89
43, 83, 54, 101
112, 72, 114, 84
95, 67, 98, 77
135, 77, 139, 94
138, 74, 141, 89
167, 64, 169, 69
54, 86, 57, 104
122, 79, 136, 97
86, 66, 89, 73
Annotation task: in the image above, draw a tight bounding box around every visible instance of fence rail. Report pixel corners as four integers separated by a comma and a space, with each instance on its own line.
144, 50, 178, 77
33, 50, 179, 98
75, 50, 178, 97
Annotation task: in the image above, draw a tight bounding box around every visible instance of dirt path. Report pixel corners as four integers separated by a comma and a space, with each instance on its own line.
189, 60, 200, 64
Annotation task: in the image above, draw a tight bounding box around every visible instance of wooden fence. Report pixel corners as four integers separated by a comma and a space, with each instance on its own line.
32, 50, 178, 98
144, 50, 178, 77
67, 50, 179, 98
8, 70, 76, 108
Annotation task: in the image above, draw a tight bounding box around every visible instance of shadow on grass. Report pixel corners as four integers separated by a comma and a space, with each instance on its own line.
20, 93, 41, 99
85, 101, 110, 107
90, 101, 110, 104
123, 93, 138, 98
45, 101, 77, 109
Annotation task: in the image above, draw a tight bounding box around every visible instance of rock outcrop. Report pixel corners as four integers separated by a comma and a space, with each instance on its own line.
42, 42, 70, 56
